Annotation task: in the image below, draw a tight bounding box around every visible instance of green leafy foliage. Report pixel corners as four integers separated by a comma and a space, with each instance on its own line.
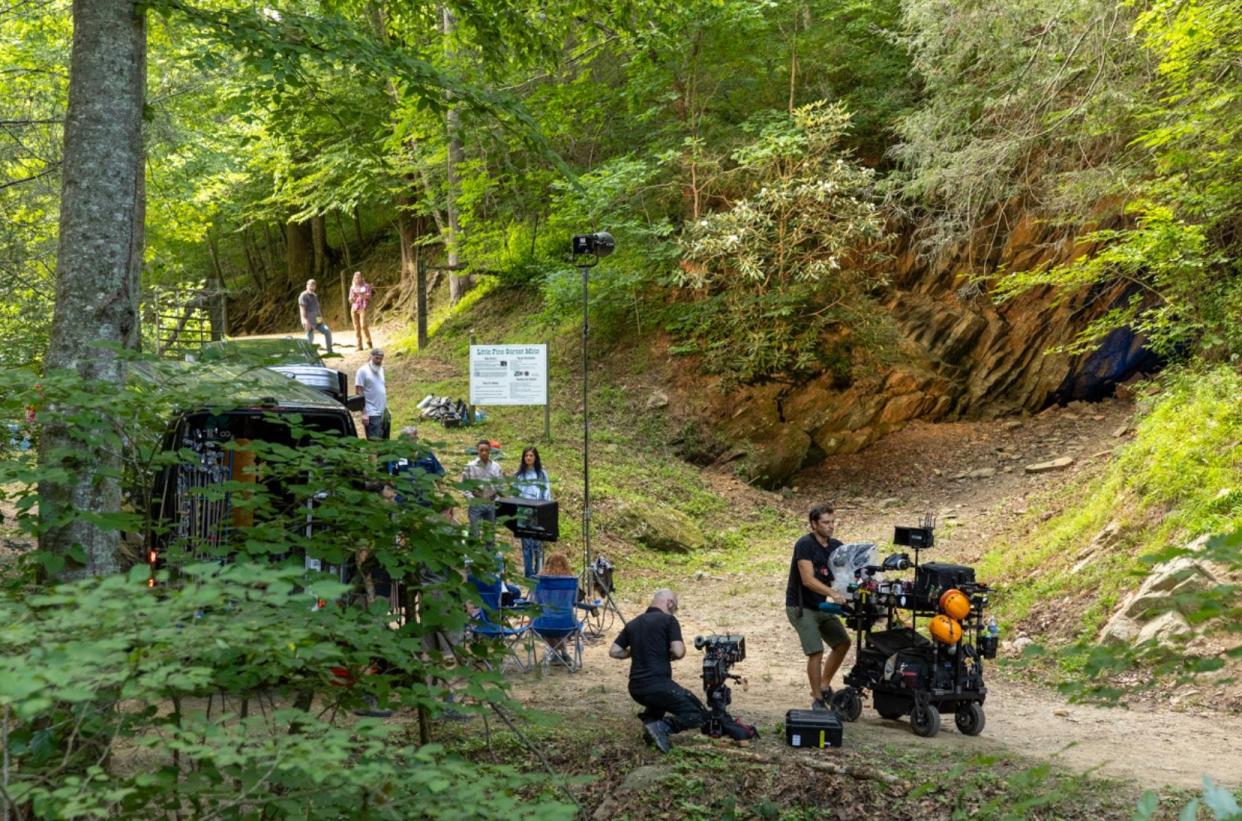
978, 367, 1242, 700
993, 203, 1223, 357
671, 102, 889, 385
896, 0, 1241, 362
1134, 777, 1242, 821
0, 1, 70, 367
0, 358, 575, 818
892, 0, 1147, 253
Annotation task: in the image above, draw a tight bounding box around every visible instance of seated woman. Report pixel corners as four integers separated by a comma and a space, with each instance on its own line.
541, 552, 573, 577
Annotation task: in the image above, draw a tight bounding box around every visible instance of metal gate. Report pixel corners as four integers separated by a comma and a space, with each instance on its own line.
146, 283, 229, 358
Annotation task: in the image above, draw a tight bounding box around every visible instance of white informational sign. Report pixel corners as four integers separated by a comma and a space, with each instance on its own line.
469, 344, 548, 406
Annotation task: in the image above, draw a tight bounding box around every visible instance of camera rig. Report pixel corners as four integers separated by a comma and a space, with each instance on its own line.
825, 513, 996, 739
694, 634, 756, 740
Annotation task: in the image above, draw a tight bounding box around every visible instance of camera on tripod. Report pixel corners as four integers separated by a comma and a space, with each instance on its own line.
695, 635, 745, 706
694, 633, 745, 662
693, 634, 756, 740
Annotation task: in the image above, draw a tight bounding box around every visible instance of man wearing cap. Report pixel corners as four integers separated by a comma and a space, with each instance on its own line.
355, 348, 390, 440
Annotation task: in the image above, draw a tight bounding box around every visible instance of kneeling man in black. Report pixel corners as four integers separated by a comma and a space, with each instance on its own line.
609, 589, 707, 753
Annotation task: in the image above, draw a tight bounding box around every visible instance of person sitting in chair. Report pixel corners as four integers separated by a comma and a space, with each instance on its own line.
609, 589, 708, 753
541, 552, 573, 577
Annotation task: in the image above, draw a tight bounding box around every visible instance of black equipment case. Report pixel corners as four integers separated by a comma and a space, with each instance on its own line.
496, 497, 559, 541
785, 709, 844, 749
913, 562, 975, 607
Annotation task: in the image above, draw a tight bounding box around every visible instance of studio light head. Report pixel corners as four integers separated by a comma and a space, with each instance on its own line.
571, 231, 615, 259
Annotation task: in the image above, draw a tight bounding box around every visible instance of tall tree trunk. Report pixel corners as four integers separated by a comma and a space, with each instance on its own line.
397, 201, 416, 288
286, 219, 314, 290
336, 210, 353, 268
441, 5, 472, 304
206, 232, 226, 340
415, 224, 428, 351
38, 0, 146, 579
311, 214, 327, 280
206, 282, 225, 341
263, 223, 282, 278
240, 225, 265, 289
396, 200, 429, 348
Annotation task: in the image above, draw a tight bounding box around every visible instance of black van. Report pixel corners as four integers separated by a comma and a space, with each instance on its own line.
130, 360, 357, 578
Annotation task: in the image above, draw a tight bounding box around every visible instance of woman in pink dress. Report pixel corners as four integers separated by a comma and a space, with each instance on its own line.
349, 271, 374, 350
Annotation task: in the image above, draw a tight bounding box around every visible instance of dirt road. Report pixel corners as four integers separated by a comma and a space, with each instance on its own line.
247, 330, 1242, 789
511, 398, 1242, 790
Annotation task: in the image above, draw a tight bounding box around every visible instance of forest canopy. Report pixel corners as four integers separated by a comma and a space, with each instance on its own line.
2, 0, 1237, 372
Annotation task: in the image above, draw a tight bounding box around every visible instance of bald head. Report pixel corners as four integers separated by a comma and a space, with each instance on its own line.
651, 589, 679, 614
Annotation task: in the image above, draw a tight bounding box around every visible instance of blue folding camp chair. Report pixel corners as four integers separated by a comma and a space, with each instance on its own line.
530, 575, 585, 672
468, 572, 532, 673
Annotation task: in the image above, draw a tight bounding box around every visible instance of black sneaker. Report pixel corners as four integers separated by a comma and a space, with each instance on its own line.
811, 698, 830, 712
643, 720, 672, 753
821, 686, 834, 703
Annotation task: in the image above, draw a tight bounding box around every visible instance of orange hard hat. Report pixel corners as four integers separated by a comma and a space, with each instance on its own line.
939, 588, 971, 621
929, 614, 963, 645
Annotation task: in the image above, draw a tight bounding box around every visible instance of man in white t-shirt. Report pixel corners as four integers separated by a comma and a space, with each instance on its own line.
354, 348, 389, 440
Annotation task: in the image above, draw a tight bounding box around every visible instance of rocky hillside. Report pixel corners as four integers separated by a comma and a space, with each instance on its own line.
669, 213, 1158, 488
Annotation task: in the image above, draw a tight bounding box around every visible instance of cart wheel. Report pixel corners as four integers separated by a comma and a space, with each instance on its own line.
954, 702, 985, 736
911, 704, 941, 738
832, 688, 863, 722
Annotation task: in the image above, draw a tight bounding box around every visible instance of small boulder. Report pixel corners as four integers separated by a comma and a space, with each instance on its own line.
619, 764, 676, 794
1135, 611, 1193, 648
968, 467, 997, 479
1099, 612, 1140, 645
645, 391, 669, 411
593, 765, 678, 820
612, 503, 706, 554
1025, 456, 1075, 474
1142, 556, 1219, 596
743, 428, 812, 489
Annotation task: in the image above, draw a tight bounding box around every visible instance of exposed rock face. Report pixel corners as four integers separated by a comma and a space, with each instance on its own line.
678, 213, 1150, 487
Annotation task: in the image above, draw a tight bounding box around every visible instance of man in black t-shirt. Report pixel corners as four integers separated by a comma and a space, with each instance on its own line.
785, 503, 852, 710
609, 589, 707, 753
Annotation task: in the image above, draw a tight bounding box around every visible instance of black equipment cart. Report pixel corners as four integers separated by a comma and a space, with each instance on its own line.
828, 517, 998, 738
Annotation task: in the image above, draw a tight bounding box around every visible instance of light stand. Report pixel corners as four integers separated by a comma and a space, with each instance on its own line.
570, 231, 625, 628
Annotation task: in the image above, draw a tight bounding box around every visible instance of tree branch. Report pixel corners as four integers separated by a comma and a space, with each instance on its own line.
0, 168, 57, 191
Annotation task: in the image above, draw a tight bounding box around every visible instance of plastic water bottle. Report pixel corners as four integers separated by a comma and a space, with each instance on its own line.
986, 616, 1000, 638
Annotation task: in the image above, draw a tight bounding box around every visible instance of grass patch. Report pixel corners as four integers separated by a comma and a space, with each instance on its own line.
381, 283, 796, 596
979, 366, 1242, 641
432, 712, 1148, 820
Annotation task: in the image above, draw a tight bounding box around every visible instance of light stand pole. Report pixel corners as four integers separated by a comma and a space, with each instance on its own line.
577, 254, 597, 595
570, 231, 621, 626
